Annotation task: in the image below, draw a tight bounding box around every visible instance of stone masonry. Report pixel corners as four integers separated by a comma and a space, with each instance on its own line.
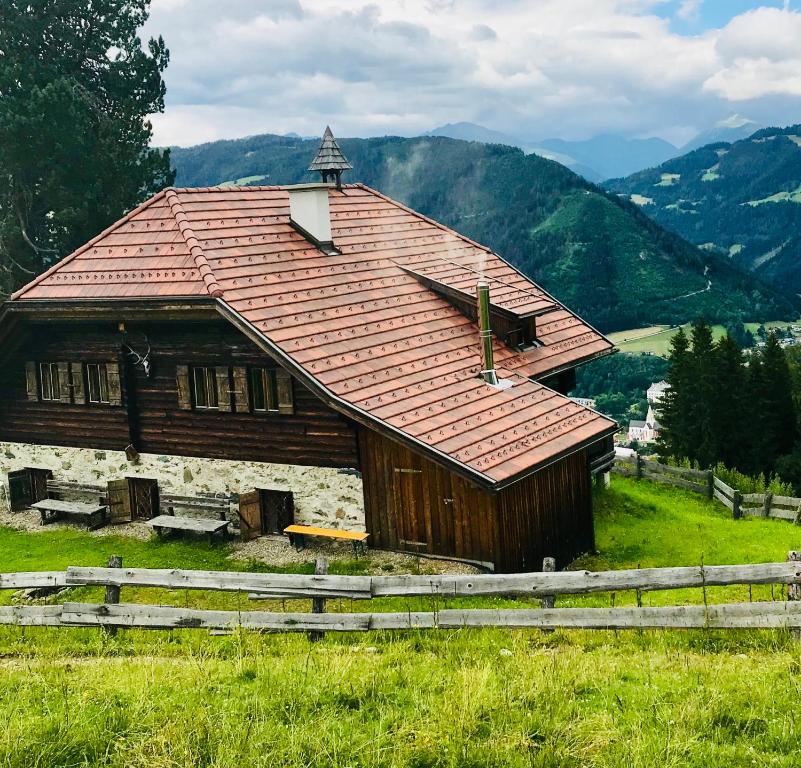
0, 441, 365, 531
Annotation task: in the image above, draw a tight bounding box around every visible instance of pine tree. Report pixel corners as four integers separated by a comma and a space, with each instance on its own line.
755, 333, 797, 472
688, 320, 716, 467
709, 334, 748, 470
657, 327, 693, 462
0, 0, 173, 295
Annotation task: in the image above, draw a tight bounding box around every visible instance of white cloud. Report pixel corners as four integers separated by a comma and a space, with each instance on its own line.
704, 6, 801, 100
677, 0, 703, 21
142, 0, 801, 147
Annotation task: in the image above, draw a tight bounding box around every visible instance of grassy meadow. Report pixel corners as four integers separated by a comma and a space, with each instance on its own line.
2, 476, 801, 766
608, 320, 799, 356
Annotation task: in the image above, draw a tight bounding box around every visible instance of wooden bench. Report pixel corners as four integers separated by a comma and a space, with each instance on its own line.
32, 498, 107, 530
284, 524, 369, 556
148, 514, 230, 542
160, 493, 236, 522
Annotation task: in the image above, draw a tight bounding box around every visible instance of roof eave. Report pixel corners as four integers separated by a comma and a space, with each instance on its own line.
491, 422, 619, 491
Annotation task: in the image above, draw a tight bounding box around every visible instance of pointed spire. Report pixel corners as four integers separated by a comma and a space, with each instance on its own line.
308, 126, 352, 188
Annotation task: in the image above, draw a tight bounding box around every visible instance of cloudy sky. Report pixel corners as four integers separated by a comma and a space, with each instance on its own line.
143, 0, 801, 148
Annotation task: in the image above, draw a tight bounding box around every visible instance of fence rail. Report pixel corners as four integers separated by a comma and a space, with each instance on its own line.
2, 556, 801, 634
3, 601, 801, 632
612, 454, 801, 523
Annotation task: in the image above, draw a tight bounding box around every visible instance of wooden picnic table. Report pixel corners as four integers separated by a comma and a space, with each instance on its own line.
148, 515, 230, 542
32, 499, 107, 530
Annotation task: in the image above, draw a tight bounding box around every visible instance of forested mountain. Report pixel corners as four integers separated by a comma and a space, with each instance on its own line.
607, 125, 801, 294
171, 133, 795, 332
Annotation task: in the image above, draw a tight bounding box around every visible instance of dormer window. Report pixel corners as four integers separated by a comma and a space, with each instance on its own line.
511, 317, 540, 350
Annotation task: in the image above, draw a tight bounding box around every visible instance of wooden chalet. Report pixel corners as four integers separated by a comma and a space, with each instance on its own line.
0, 131, 616, 571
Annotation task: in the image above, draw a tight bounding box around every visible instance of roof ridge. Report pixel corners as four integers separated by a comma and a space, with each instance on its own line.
10, 189, 169, 301
164, 188, 224, 298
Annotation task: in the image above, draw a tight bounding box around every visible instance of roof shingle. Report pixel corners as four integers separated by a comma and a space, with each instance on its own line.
12, 183, 616, 486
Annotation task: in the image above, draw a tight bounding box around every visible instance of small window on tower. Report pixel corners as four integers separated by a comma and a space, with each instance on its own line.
86, 363, 110, 404
192, 367, 219, 410
39, 363, 61, 402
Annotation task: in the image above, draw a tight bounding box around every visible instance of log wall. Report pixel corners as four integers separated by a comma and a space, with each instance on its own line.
0, 319, 360, 469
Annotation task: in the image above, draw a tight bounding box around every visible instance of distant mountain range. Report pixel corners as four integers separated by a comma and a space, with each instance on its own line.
426, 118, 765, 182
170, 132, 794, 332
677, 115, 762, 155
606, 124, 801, 295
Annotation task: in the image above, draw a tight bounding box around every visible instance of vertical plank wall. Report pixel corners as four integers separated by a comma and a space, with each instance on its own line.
496, 449, 593, 571
360, 427, 594, 572
358, 427, 497, 566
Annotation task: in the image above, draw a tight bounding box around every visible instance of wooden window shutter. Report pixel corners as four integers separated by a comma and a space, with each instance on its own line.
232, 366, 250, 413
70, 362, 85, 403
275, 369, 294, 415
216, 367, 232, 412
24, 362, 38, 401
107, 362, 122, 406
176, 365, 192, 409
57, 363, 72, 403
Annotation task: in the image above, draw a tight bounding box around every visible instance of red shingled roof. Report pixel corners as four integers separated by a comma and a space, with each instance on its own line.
12, 184, 616, 486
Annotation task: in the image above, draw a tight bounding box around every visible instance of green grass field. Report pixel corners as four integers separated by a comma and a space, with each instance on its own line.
2, 476, 801, 766
609, 320, 799, 356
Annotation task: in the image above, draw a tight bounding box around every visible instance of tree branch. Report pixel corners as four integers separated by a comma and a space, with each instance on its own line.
14, 200, 57, 256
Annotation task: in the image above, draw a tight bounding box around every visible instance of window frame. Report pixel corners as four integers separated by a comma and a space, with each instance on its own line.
38, 362, 61, 402
85, 363, 110, 405
250, 367, 280, 413
192, 366, 220, 410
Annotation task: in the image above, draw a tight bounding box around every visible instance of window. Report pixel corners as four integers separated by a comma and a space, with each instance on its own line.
86, 363, 110, 404
251, 367, 279, 412
192, 366, 219, 410
39, 363, 61, 402
509, 318, 539, 351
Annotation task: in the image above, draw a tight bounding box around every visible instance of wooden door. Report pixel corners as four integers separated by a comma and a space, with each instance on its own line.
393, 468, 427, 551
262, 490, 294, 535
7, 469, 33, 512
130, 478, 159, 520
107, 479, 133, 524
30, 469, 52, 503
238, 490, 262, 540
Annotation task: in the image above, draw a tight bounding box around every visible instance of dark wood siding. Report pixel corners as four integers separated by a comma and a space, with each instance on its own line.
0, 319, 360, 469
360, 427, 593, 572
496, 449, 594, 571
359, 427, 497, 566
0, 324, 130, 449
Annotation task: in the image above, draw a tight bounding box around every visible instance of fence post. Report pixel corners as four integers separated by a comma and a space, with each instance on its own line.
309, 557, 328, 643
732, 491, 743, 520
788, 551, 801, 641
763, 492, 773, 519
541, 557, 556, 634
104, 554, 122, 638
635, 452, 644, 480
706, 471, 714, 500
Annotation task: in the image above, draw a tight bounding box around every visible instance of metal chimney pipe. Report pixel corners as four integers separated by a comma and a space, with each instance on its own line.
477, 280, 499, 386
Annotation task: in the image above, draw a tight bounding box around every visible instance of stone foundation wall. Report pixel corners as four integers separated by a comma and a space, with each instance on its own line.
0, 441, 365, 531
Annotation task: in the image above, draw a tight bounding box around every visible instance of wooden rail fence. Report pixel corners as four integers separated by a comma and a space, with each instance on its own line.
613, 454, 801, 523
2, 556, 801, 633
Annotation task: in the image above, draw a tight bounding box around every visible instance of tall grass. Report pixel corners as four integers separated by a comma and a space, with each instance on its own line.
2, 476, 801, 765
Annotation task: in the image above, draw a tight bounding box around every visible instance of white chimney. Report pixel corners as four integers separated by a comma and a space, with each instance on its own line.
288, 184, 337, 253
